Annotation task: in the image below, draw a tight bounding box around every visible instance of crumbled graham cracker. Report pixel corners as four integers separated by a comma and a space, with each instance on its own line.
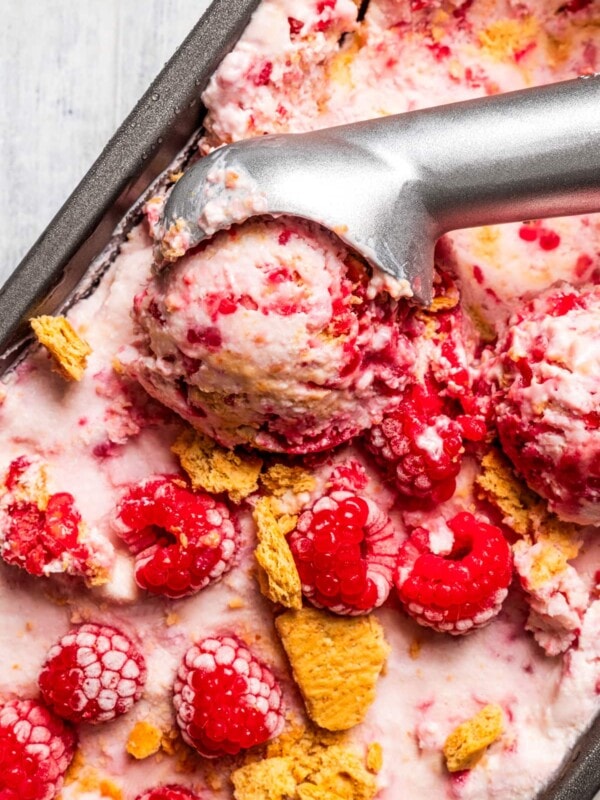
478, 17, 537, 61
30, 315, 91, 382
409, 638, 422, 660
63, 757, 122, 799
275, 608, 389, 731
260, 464, 316, 497
443, 704, 504, 773
126, 721, 162, 759
476, 448, 538, 536
232, 727, 377, 800
366, 742, 383, 774
253, 496, 302, 610
172, 428, 262, 503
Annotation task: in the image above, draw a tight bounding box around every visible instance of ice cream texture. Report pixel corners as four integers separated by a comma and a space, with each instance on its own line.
1, 1, 600, 799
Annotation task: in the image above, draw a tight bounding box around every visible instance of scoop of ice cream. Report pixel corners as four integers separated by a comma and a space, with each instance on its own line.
122, 217, 414, 453
492, 283, 600, 524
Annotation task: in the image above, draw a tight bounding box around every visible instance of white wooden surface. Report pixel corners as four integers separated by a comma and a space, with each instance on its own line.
0, 0, 212, 288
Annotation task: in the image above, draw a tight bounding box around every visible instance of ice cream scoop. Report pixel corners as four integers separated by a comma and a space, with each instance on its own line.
160, 75, 600, 305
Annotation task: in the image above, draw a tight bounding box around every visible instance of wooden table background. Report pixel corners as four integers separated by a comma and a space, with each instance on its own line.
2, 6, 600, 798
0, 0, 211, 288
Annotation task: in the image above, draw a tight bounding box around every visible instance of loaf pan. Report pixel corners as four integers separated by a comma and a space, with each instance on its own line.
0, 1, 598, 798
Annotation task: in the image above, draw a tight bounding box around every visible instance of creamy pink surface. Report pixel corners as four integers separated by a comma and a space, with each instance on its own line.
1, 1, 600, 799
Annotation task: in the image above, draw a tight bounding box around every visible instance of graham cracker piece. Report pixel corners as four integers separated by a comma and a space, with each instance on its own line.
253, 496, 302, 610
232, 726, 377, 800
30, 315, 91, 382
476, 448, 582, 586
126, 721, 162, 759
260, 464, 316, 497
275, 608, 389, 731
172, 427, 262, 503
443, 704, 504, 773
366, 742, 383, 774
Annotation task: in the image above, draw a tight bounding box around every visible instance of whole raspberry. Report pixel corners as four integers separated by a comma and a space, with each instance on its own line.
135, 788, 199, 800
114, 476, 239, 599
0, 699, 76, 800
0, 456, 112, 581
173, 635, 284, 758
491, 283, 600, 525
395, 512, 513, 634
366, 381, 471, 506
39, 623, 146, 725
288, 489, 397, 615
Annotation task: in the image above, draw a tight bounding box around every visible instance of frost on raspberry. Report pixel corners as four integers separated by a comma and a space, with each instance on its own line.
0, 456, 113, 584
135, 788, 199, 800
395, 512, 513, 634
114, 475, 239, 599
0, 698, 77, 800
288, 489, 397, 615
39, 623, 146, 725
173, 635, 285, 758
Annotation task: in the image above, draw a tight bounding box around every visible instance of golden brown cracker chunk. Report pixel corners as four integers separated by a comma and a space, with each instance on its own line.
275, 608, 389, 731
443, 704, 504, 772
232, 757, 297, 800
260, 463, 316, 497
365, 742, 383, 774
253, 496, 302, 610
30, 315, 91, 382
476, 448, 538, 536
125, 721, 162, 760
232, 733, 377, 800
172, 428, 262, 503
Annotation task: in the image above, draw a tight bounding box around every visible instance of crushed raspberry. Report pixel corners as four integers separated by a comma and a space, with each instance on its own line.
135, 787, 199, 800
395, 512, 513, 634
518, 224, 538, 242
253, 61, 273, 86
0, 457, 110, 581
365, 381, 465, 506
114, 476, 239, 599
289, 490, 397, 615
0, 699, 77, 800
187, 326, 222, 349
557, 0, 592, 12
173, 635, 284, 758
538, 229, 561, 251
288, 17, 304, 36
39, 623, 146, 725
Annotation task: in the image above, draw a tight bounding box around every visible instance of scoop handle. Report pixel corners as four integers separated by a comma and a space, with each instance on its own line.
361, 75, 600, 233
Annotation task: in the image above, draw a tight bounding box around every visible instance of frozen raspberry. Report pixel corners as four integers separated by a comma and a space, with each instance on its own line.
395, 512, 513, 634
0, 456, 113, 582
288, 489, 397, 615
39, 623, 146, 725
0, 699, 76, 800
491, 283, 600, 525
135, 788, 199, 800
173, 635, 284, 758
114, 476, 239, 599
366, 381, 466, 506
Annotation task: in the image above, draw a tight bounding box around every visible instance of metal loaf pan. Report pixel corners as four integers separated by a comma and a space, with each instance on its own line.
0, 2, 599, 798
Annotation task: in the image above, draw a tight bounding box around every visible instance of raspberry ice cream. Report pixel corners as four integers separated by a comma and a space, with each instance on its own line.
492, 283, 600, 525
2, 1, 600, 799
124, 216, 414, 453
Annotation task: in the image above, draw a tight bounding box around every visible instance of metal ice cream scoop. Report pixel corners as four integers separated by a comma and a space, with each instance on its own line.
160, 75, 600, 304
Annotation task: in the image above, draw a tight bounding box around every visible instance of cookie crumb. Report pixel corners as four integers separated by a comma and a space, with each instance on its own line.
126, 721, 162, 760
232, 757, 296, 800
253, 497, 302, 610
172, 428, 262, 503
30, 315, 91, 382
366, 742, 383, 773
228, 596, 245, 609
409, 638, 422, 660
275, 607, 389, 731
165, 611, 180, 626
443, 704, 504, 772
260, 464, 316, 497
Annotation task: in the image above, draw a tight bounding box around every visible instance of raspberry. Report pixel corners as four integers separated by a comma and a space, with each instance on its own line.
39, 623, 146, 725
114, 476, 239, 599
0, 699, 76, 800
173, 636, 284, 758
0, 456, 112, 581
288, 489, 397, 615
395, 512, 513, 634
365, 381, 465, 506
135, 788, 199, 800
491, 283, 600, 525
